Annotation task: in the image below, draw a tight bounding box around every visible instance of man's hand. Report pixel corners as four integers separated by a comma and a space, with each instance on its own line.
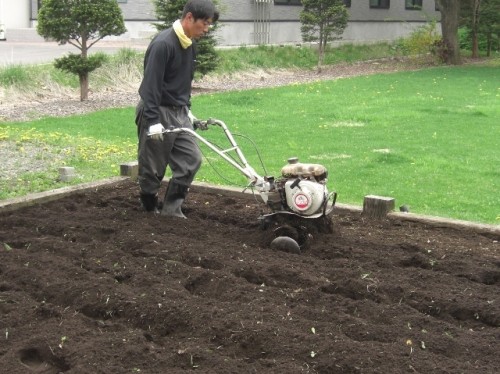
193, 120, 208, 131
147, 123, 165, 141
188, 110, 208, 131
187, 110, 197, 126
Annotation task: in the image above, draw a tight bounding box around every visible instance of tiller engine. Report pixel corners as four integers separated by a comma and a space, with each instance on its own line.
155, 118, 337, 253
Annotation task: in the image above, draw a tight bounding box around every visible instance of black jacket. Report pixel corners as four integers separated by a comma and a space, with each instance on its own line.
139, 28, 195, 127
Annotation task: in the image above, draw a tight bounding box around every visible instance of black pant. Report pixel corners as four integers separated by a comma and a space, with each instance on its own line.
135, 101, 202, 195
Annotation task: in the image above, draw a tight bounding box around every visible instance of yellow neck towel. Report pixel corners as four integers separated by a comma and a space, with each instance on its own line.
173, 19, 192, 49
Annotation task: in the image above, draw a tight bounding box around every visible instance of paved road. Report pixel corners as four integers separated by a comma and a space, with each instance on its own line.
0, 40, 148, 66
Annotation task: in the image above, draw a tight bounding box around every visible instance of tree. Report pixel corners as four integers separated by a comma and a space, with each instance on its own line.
436, 0, 462, 64
461, 0, 500, 57
37, 0, 126, 101
479, 0, 500, 56
152, 0, 221, 77
470, 0, 482, 57
300, 0, 349, 72
461, 0, 482, 58
460, 0, 500, 58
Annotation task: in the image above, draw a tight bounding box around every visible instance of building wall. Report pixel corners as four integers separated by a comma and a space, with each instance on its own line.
216, 0, 441, 46
215, 20, 437, 46
349, 0, 439, 21
222, 0, 301, 21
22, 0, 440, 45
30, 0, 38, 20
1, 0, 30, 29
219, 1, 439, 22
113, 0, 156, 20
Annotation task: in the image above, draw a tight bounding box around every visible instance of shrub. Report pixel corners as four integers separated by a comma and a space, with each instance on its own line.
396, 21, 441, 62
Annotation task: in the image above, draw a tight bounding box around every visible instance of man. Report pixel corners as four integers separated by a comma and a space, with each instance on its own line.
135, 0, 218, 218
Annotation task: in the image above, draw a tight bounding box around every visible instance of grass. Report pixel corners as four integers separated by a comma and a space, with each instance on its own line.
214, 43, 400, 73
0, 110, 136, 198
0, 42, 401, 89
1, 58, 499, 224
0, 62, 80, 89
192, 62, 500, 224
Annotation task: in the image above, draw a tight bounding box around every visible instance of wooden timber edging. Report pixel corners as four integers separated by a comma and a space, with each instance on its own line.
387, 211, 500, 236
0, 177, 128, 214
1, 177, 499, 237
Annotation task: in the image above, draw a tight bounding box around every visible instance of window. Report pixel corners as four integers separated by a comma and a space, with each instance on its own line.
344, 0, 351, 7
274, 0, 302, 5
117, 0, 127, 3
406, 0, 422, 10
370, 0, 390, 9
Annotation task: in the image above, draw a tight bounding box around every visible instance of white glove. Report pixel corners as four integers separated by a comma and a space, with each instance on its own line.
187, 110, 197, 126
147, 123, 165, 141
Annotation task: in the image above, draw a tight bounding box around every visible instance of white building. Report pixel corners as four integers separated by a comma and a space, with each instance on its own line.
0, 1, 441, 45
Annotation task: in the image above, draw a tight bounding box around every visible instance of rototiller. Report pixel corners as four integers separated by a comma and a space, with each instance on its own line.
156, 118, 337, 252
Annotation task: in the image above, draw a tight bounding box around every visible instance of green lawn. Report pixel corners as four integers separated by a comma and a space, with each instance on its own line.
1, 62, 499, 224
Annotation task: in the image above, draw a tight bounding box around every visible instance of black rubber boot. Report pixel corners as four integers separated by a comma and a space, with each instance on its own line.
161, 180, 189, 219
140, 193, 159, 213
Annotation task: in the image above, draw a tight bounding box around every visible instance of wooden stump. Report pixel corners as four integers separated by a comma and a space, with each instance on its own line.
363, 195, 395, 219
58, 167, 76, 182
120, 161, 138, 181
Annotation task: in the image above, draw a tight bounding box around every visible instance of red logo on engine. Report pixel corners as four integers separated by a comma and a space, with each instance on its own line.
294, 193, 310, 210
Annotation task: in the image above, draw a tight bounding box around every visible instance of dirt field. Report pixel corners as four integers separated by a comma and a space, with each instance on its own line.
0, 179, 499, 373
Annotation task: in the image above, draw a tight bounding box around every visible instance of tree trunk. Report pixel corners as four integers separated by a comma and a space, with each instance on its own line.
317, 23, 324, 73
471, 0, 482, 58
80, 74, 89, 101
317, 39, 326, 73
438, 0, 462, 64
80, 33, 89, 101
486, 32, 492, 57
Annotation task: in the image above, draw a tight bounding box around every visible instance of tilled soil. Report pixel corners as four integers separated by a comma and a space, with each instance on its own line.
0, 179, 499, 373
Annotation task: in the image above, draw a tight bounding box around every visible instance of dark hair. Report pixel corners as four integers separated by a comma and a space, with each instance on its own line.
182, 0, 219, 23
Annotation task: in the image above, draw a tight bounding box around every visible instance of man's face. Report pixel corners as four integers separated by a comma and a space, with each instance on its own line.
185, 13, 213, 39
